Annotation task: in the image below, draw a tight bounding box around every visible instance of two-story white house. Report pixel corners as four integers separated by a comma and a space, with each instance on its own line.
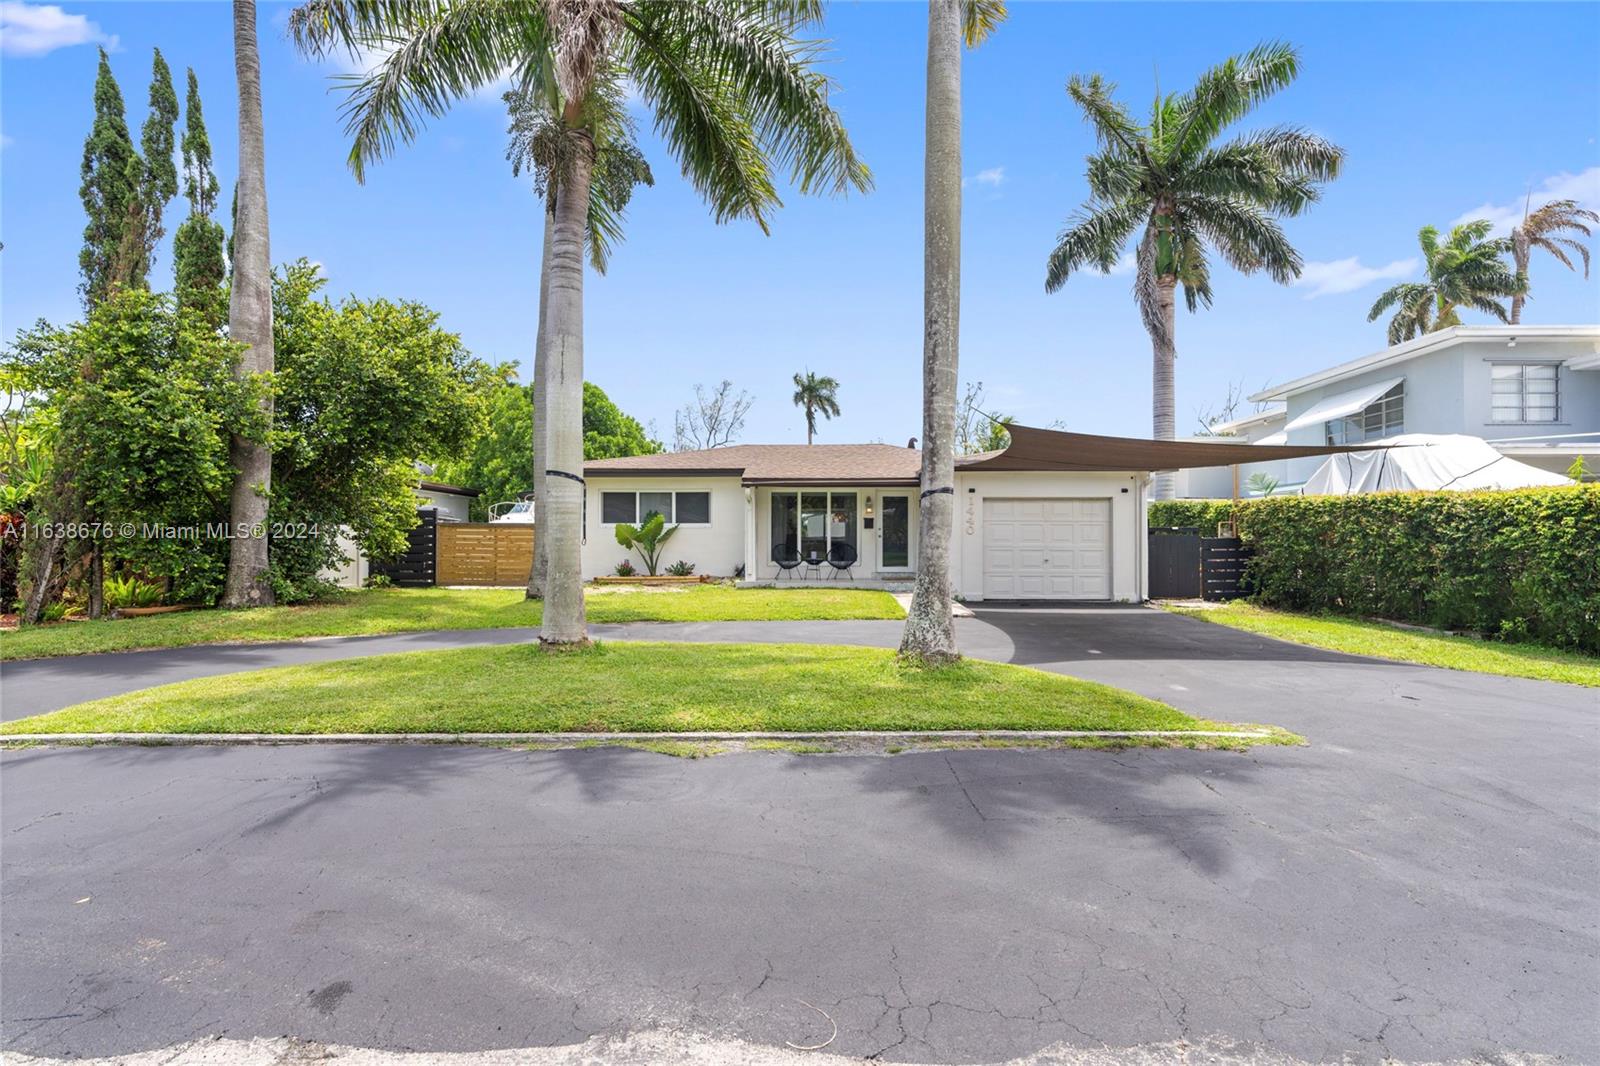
1176, 325, 1600, 497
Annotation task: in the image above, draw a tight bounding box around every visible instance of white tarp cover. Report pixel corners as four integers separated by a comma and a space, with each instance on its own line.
1300, 433, 1573, 494
1283, 376, 1406, 432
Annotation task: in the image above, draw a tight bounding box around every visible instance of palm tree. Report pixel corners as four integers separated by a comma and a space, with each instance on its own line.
1509, 198, 1597, 324
1043, 42, 1344, 500
898, 0, 1005, 664
291, 0, 871, 645
1367, 221, 1523, 344
505, 77, 653, 600
791, 370, 840, 444
222, 0, 275, 608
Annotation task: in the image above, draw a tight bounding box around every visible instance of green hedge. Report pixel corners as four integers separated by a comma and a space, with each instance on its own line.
1229, 487, 1599, 652
1147, 499, 1238, 532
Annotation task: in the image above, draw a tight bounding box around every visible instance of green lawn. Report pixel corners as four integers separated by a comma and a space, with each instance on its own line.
1, 642, 1280, 742
0, 585, 904, 661
1167, 602, 1599, 687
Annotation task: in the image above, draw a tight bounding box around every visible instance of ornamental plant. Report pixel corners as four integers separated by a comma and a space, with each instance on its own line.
614, 512, 677, 576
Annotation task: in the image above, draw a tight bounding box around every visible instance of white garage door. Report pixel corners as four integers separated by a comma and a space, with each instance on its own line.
982, 498, 1111, 600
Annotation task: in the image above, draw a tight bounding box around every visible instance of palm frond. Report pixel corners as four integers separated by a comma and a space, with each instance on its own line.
1065, 74, 1146, 160
1044, 197, 1147, 292
961, 0, 1007, 47
1183, 196, 1300, 283
625, 1, 872, 206
1168, 40, 1300, 163
291, 1, 554, 182
1533, 234, 1590, 276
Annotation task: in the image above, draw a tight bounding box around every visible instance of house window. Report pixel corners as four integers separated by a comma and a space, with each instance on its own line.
1325, 382, 1404, 445
1491, 363, 1559, 423
639, 491, 674, 522
599, 491, 711, 525
601, 492, 636, 524
676, 492, 711, 524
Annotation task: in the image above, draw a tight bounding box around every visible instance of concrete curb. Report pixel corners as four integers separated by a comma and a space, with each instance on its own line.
0, 728, 1272, 745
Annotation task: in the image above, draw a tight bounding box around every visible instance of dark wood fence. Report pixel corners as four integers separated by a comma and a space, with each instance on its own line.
1200, 537, 1254, 601
369, 508, 437, 587
1147, 527, 1202, 599
1148, 527, 1254, 601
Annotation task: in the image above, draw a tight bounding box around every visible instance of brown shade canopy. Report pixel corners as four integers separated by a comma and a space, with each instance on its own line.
958, 423, 1393, 473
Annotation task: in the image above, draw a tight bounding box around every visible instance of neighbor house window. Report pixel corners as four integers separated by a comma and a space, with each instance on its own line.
599, 491, 711, 525
1325, 382, 1404, 445
1491, 363, 1559, 423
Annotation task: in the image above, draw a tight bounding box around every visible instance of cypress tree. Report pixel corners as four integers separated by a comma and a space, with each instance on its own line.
78, 47, 142, 307
133, 48, 180, 283
173, 67, 227, 323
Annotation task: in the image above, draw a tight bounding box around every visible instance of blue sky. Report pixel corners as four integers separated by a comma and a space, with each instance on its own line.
4, 1, 1598, 446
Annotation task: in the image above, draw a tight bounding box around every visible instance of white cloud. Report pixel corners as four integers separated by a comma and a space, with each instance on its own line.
1292, 256, 1418, 298
965, 166, 1005, 189
1452, 166, 1600, 236
1106, 251, 1136, 276
0, 1, 116, 57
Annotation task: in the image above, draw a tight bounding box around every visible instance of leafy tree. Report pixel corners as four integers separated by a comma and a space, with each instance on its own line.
791, 370, 841, 444
224, 0, 276, 608
434, 377, 660, 521
5, 290, 267, 609
1042, 42, 1344, 500
1509, 199, 1597, 324
174, 67, 228, 325
900, 0, 1007, 664
290, 0, 872, 646
131, 48, 180, 285
614, 511, 678, 576
1367, 221, 1523, 344
267, 261, 489, 600
79, 48, 142, 308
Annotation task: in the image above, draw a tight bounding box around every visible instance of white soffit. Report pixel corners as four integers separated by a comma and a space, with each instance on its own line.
1283, 377, 1405, 433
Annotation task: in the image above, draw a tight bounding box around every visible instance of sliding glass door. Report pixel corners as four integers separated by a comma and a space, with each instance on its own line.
770, 491, 858, 566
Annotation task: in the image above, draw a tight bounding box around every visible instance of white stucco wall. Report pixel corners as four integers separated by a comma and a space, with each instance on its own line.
953, 470, 1146, 602
581, 477, 746, 578
416, 487, 473, 523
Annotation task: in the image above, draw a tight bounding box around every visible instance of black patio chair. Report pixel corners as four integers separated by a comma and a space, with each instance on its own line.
826, 541, 857, 580
772, 544, 802, 580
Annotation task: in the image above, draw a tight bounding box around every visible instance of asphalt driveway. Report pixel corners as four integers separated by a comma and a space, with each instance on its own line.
3, 608, 1597, 1063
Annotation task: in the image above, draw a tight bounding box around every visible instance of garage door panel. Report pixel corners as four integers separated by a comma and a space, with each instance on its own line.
982, 497, 1112, 601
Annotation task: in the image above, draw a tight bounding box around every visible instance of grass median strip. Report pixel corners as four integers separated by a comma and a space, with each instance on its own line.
1166, 602, 1599, 687
0, 585, 904, 661
0, 641, 1291, 746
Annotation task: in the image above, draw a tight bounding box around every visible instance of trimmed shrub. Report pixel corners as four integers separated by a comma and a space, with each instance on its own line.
1234, 487, 1599, 652
1148, 499, 1238, 533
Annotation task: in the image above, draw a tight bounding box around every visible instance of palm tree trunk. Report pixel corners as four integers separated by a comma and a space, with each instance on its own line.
526, 203, 556, 600
539, 128, 594, 646
899, 0, 961, 664
87, 542, 104, 619
222, 0, 275, 608
1509, 229, 1530, 325
1150, 274, 1178, 500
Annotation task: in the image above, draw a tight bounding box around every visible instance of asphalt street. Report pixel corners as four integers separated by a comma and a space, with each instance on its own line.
2, 607, 1596, 1063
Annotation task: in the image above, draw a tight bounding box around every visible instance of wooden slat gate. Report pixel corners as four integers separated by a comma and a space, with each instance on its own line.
1147, 527, 1202, 599
1200, 537, 1254, 601
437, 523, 535, 587
370, 508, 437, 587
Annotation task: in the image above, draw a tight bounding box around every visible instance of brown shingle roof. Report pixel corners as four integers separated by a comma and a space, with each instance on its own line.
585, 444, 926, 483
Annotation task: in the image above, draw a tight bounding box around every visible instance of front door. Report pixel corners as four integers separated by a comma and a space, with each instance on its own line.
877, 493, 912, 573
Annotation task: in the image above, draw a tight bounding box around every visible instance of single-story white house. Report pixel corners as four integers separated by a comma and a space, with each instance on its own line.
581, 426, 1363, 602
